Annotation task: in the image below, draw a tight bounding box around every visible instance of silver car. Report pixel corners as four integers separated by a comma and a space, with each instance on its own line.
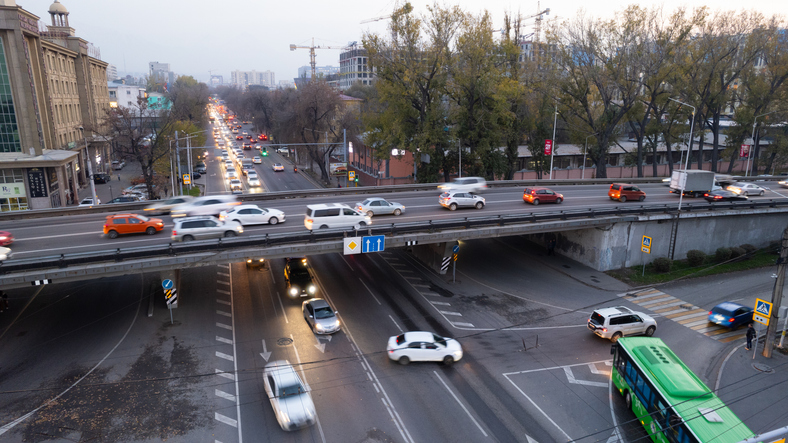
144, 196, 194, 215
170, 216, 243, 242
437, 176, 487, 193
263, 360, 316, 431
355, 197, 405, 217
302, 298, 340, 334
170, 195, 239, 217
727, 182, 767, 196
439, 191, 485, 210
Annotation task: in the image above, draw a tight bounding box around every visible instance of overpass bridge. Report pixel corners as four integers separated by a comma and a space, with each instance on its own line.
1, 198, 786, 289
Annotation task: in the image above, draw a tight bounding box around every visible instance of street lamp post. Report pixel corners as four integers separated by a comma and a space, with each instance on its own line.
549, 105, 558, 180
747, 111, 778, 177
582, 133, 597, 180
667, 97, 696, 260
79, 126, 99, 205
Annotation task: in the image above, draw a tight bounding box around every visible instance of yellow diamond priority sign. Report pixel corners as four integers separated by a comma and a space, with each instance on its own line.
344, 237, 361, 255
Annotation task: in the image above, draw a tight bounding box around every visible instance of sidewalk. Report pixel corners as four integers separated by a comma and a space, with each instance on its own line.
78, 162, 141, 204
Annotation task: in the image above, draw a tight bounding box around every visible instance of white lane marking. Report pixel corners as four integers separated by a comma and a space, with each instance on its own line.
217, 299, 231, 305
389, 315, 404, 334
433, 370, 488, 437
216, 351, 234, 362
215, 412, 237, 428
339, 254, 357, 272
563, 366, 607, 388
229, 259, 243, 442
527, 436, 539, 443
218, 272, 230, 277
504, 324, 588, 331
215, 389, 237, 402
453, 322, 476, 328
431, 301, 451, 306
504, 359, 612, 376
440, 311, 462, 316
289, 334, 327, 443
608, 376, 623, 442
216, 336, 233, 345
0, 278, 144, 435
503, 373, 573, 441
217, 310, 232, 317
360, 279, 381, 305
275, 291, 289, 324
217, 280, 229, 286
217, 289, 230, 295
380, 397, 410, 442
216, 369, 235, 381
260, 339, 272, 362
588, 363, 609, 376
216, 322, 232, 330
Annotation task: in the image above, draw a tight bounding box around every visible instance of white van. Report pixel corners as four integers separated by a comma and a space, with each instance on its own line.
304, 203, 371, 230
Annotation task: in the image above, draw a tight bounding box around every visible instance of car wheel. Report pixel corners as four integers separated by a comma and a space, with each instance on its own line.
145, 227, 157, 235
611, 332, 623, 342
619, 196, 627, 202
182, 235, 194, 242
759, 190, 764, 196
645, 326, 656, 337
232, 219, 243, 226
625, 391, 632, 410
319, 225, 329, 229
475, 202, 484, 210
224, 231, 237, 238
366, 210, 374, 217
449, 203, 457, 211
398, 356, 410, 365
532, 198, 540, 205
443, 356, 455, 366
269, 217, 279, 225
108, 230, 119, 239
393, 208, 402, 216
555, 197, 563, 204
639, 196, 645, 202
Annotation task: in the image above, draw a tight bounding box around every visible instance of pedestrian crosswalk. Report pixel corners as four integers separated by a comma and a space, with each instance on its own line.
619, 288, 747, 343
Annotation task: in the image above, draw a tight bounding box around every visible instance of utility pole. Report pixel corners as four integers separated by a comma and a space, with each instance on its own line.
763, 226, 788, 358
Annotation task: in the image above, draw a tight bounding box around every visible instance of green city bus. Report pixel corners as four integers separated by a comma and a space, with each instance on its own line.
612, 337, 755, 442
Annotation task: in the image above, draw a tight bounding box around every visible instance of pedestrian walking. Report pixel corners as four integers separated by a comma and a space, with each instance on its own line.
118, 174, 121, 181
746, 323, 756, 350
546, 233, 557, 256
0, 292, 8, 312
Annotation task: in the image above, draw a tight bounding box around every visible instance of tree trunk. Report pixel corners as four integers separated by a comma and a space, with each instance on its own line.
750, 131, 761, 176
629, 121, 644, 178
710, 114, 720, 173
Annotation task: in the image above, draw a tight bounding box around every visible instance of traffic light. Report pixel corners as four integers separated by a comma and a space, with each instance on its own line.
262, 148, 268, 157
354, 176, 359, 183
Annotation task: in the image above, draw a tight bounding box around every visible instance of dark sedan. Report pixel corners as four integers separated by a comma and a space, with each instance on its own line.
708, 302, 753, 329
704, 190, 748, 202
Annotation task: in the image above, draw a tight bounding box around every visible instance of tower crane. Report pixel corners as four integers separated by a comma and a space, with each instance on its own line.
360, 3, 413, 24
289, 38, 347, 80
491, 7, 550, 41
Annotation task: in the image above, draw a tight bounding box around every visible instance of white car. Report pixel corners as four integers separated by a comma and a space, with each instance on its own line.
253, 156, 262, 164
387, 331, 463, 365
229, 179, 243, 191
355, 197, 405, 217
587, 306, 657, 342
170, 195, 240, 217
439, 191, 485, 210
273, 163, 285, 172
78, 197, 101, 206
0, 246, 12, 261
727, 182, 768, 196
263, 360, 316, 431
220, 204, 285, 225
225, 169, 238, 180
144, 195, 194, 215
437, 176, 487, 193
247, 176, 261, 187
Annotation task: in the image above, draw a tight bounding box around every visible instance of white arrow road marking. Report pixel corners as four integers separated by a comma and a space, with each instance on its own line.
314, 334, 332, 353
260, 339, 272, 362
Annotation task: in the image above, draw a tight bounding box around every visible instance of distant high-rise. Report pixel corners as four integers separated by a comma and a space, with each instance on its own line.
149, 61, 173, 85
298, 65, 339, 79
231, 70, 275, 88
210, 75, 223, 86
339, 46, 375, 90
106, 63, 118, 81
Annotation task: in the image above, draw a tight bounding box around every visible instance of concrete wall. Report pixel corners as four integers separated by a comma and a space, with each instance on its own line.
534, 209, 787, 271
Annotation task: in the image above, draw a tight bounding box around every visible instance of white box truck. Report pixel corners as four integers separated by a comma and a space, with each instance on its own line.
669, 170, 715, 197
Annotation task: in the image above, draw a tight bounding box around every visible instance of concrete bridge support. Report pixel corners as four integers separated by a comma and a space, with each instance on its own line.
409, 241, 458, 274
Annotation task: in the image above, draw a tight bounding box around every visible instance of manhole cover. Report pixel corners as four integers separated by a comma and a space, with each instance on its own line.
562, 265, 571, 269
277, 337, 293, 347
679, 304, 694, 310
752, 363, 774, 374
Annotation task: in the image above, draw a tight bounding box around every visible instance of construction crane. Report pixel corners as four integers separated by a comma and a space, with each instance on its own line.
360, 3, 413, 24
289, 38, 347, 80
491, 7, 550, 41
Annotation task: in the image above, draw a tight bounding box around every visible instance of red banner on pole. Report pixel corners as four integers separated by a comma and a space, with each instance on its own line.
544, 140, 553, 156
740, 144, 750, 158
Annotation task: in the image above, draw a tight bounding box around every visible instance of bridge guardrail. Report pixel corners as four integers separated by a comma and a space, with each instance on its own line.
2, 199, 786, 275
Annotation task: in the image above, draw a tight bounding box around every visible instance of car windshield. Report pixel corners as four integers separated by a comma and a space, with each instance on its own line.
314, 307, 334, 319
712, 306, 735, 316
278, 382, 306, 398
136, 215, 150, 222
361, 199, 372, 205
432, 334, 447, 347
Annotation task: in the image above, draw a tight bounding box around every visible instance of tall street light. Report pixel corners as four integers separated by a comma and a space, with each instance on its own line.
78, 126, 99, 206
667, 97, 696, 260
582, 133, 597, 180
747, 110, 779, 177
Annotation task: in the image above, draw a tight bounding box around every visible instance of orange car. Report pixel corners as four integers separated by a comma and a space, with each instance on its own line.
104, 214, 164, 239
608, 183, 646, 202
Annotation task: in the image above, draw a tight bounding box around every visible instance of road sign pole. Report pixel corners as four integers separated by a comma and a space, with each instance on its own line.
763, 226, 788, 358
754, 324, 760, 360
169, 304, 173, 325
453, 260, 456, 283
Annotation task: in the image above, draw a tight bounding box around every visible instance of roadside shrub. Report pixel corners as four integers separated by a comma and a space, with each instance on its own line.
686, 250, 706, 267
730, 247, 746, 259
715, 247, 732, 262
740, 244, 757, 254
653, 257, 672, 273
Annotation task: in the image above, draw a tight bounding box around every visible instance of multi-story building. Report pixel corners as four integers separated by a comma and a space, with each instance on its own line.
149, 61, 170, 82
0, 0, 110, 210
108, 82, 145, 109
230, 70, 275, 88
106, 63, 117, 81
210, 74, 223, 86
297, 65, 339, 80
338, 46, 375, 90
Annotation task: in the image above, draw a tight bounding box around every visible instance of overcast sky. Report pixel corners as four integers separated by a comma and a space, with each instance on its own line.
21, 0, 785, 85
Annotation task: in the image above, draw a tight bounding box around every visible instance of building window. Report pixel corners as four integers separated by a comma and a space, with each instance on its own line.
0, 37, 21, 153
0, 168, 28, 211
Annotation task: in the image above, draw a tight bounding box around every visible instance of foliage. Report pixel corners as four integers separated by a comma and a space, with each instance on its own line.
715, 247, 732, 262
686, 249, 706, 266
168, 76, 210, 124
740, 244, 757, 254
652, 257, 672, 273
729, 247, 746, 259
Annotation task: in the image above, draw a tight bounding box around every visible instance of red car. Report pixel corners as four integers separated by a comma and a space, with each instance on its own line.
258, 134, 264, 140
236, 135, 243, 140
0, 230, 13, 246
523, 187, 564, 205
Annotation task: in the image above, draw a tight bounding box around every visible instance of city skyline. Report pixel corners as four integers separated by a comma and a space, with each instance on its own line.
23, 0, 787, 86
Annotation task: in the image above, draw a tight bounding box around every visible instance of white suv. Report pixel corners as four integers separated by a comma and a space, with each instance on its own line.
304, 203, 370, 230
171, 216, 243, 242
587, 306, 656, 342
438, 176, 487, 193
439, 192, 485, 210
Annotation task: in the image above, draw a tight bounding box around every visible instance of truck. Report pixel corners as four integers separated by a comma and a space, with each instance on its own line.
241, 158, 253, 176
669, 170, 715, 197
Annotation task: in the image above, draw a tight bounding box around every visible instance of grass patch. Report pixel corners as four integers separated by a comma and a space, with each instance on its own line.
179, 185, 202, 197
606, 249, 779, 285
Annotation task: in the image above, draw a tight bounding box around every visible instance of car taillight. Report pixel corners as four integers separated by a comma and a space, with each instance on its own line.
306, 218, 313, 223
728, 318, 734, 322
709, 311, 713, 315
103, 224, 108, 228
172, 230, 177, 235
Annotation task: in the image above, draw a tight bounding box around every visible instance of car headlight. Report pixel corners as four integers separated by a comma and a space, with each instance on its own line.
315, 323, 324, 331
289, 287, 298, 295
308, 285, 316, 294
